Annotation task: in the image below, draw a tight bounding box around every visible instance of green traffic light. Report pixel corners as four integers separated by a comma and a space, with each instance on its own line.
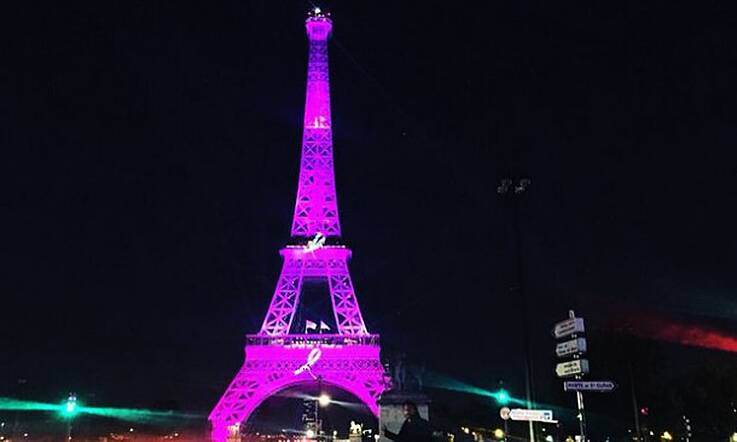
61, 394, 79, 418
493, 389, 511, 405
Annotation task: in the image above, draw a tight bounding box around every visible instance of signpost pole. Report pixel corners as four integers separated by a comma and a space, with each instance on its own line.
569, 310, 587, 442
499, 407, 511, 442
576, 389, 586, 441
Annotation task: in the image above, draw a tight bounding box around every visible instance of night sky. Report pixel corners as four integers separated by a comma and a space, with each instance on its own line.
4, 0, 737, 437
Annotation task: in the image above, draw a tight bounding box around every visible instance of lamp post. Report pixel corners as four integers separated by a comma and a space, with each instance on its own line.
494, 388, 511, 442
315, 375, 330, 440
61, 393, 78, 441
318, 394, 331, 438
497, 178, 535, 442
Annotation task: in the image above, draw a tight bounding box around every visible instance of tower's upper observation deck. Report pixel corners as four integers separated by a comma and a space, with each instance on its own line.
306, 8, 332, 40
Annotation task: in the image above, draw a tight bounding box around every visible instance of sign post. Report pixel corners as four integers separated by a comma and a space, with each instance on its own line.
555, 337, 587, 358
553, 317, 585, 339
554, 310, 588, 442
555, 359, 590, 378
563, 381, 616, 392
508, 409, 556, 423
499, 407, 510, 442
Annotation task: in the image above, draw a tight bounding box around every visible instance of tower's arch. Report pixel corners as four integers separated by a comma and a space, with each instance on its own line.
210, 336, 388, 441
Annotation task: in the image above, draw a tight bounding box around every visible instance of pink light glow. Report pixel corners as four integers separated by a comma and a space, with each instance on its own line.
209, 13, 388, 441
292, 13, 340, 238
623, 312, 737, 353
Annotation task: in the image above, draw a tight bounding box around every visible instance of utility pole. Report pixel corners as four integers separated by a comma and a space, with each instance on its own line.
62, 393, 78, 441
497, 178, 535, 442
628, 362, 642, 441
570, 311, 587, 442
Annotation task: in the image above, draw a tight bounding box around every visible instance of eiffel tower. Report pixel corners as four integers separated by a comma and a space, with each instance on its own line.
209, 10, 389, 441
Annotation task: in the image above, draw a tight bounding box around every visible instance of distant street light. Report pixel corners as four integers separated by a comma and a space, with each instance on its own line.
60, 394, 78, 441
730, 432, 737, 442
318, 394, 331, 407
492, 389, 511, 405
61, 394, 78, 418
493, 428, 505, 440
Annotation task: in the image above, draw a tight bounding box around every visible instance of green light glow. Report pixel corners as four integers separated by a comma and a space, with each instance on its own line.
78, 405, 202, 424
492, 389, 511, 405
423, 372, 525, 406
0, 397, 59, 412
0, 397, 202, 424
62, 395, 79, 418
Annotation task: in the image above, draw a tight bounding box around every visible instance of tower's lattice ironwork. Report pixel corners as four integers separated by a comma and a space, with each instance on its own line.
209, 11, 388, 441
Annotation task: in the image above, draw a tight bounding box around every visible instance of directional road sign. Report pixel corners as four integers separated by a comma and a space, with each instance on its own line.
555, 337, 587, 358
555, 359, 590, 378
553, 317, 585, 339
508, 409, 554, 423
563, 381, 616, 392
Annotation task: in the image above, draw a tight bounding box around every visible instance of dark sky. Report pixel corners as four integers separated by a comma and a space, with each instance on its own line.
4, 0, 737, 437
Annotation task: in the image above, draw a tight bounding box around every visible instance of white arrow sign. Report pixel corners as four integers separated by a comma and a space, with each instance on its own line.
508, 409, 554, 423
555, 359, 590, 378
553, 317, 585, 339
556, 337, 587, 358
564, 381, 616, 392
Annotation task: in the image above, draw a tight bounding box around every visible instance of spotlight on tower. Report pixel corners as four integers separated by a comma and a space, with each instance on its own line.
318, 393, 331, 407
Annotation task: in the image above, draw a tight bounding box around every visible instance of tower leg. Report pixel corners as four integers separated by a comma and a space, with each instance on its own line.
327, 258, 367, 335
210, 423, 228, 442
259, 257, 305, 335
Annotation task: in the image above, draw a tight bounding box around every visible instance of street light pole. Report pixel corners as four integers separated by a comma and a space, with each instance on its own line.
497, 178, 535, 442
62, 393, 78, 442
628, 362, 642, 441
314, 398, 319, 440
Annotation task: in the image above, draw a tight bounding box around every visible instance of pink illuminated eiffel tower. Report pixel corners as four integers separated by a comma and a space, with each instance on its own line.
209, 10, 388, 441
